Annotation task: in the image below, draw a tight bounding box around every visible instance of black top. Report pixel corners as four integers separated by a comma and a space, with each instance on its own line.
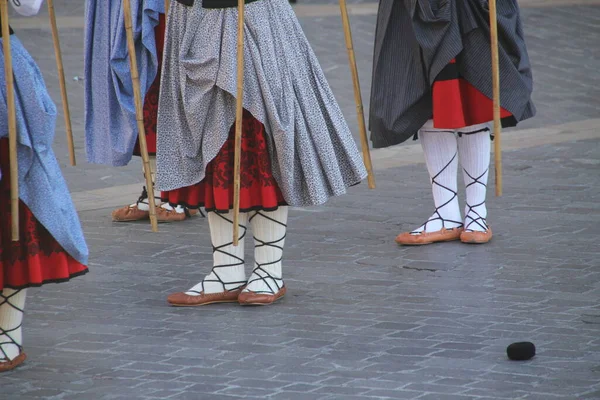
0, 14, 15, 38
175, 0, 259, 9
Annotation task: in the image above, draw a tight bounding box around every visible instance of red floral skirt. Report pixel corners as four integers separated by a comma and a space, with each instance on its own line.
432, 59, 516, 129
161, 109, 287, 213
0, 139, 88, 290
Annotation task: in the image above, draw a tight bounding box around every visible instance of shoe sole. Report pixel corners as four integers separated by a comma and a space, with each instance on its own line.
168, 299, 239, 307
460, 239, 491, 244
0, 352, 27, 373
396, 237, 461, 246
239, 294, 286, 306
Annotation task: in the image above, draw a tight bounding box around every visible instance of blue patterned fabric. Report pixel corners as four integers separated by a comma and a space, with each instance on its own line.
84, 0, 164, 166
0, 36, 88, 265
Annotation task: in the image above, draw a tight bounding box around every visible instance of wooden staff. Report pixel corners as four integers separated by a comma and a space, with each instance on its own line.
165, 0, 170, 14
1, 0, 19, 241
489, 0, 502, 196
232, 0, 245, 246
123, 0, 159, 232
47, 0, 75, 166
338, 0, 375, 189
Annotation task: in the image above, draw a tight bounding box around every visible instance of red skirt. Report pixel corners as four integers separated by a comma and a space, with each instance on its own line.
0, 140, 88, 290
432, 59, 516, 129
161, 110, 287, 213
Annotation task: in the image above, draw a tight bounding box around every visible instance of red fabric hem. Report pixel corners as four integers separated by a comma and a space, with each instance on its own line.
0, 139, 88, 289
161, 110, 285, 211
1, 268, 89, 291
432, 59, 513, 129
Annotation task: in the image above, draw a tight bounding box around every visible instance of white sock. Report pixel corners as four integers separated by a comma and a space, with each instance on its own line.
160, 203, 185, 213
134, 197, 150, 211
137, 157, 161, 211
244, 207, 288, 294
186, 211, 247, 295
132, 189, 161, 212
412, 122, 462, 233
0, 289, 26, 362
458, 124, 491, 232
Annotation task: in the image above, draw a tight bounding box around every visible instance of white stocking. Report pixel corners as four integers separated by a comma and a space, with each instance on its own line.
412, 121, 462, 234
186, 211, 247, 295
244, 207, 288, 294
457, 124, 491, 232
0, 289, 26, 362
159, 203, 185, 213
136, 157, 161, 211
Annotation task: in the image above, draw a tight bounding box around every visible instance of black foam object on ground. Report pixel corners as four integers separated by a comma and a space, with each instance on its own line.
507, 342, 536, 361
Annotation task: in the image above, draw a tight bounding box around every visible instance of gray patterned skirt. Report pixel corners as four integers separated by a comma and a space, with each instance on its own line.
156, 0, 367, 207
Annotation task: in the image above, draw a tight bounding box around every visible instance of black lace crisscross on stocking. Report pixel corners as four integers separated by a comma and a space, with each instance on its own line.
0, 290, 24, 362
463, 167, 489, 232
412, 152, 463, 234
190, 213, 248, 294
136, 186, 161, 207
246, 211, 287, 295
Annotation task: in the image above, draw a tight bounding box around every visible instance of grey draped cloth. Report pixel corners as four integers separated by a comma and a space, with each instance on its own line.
156, 0, 367, 206
369, 0, 536, 148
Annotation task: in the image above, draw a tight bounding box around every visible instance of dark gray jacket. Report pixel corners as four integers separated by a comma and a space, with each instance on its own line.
369, 0, 536, 148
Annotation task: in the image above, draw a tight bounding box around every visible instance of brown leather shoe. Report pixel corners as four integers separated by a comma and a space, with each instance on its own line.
112, 204, 149, 222
156, 207, 186, 223
167, 289, 242, 306
188, 209, 200, 217
460, 227, 493, 244
238, 286, 287, 306
0, 352, 26, 373
156, 207, 201, 223
395, 227, 463, 246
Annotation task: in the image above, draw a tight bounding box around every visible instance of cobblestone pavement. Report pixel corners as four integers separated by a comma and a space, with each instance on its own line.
1, 1, 600, 399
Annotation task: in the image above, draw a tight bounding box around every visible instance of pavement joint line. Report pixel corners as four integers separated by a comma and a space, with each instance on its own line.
9, 0, 600, 29
371, 118, 600, 170
70, 118, 600, 213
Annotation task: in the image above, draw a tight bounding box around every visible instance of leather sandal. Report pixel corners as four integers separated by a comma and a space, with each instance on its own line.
156, 207, 202, 223
0, 352, 26, 373
460, 227, 492, 244
167, 289, 242, 306
395, 227, 463, 245
238, 286, 286, 306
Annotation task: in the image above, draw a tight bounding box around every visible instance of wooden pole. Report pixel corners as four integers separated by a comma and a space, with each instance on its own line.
232, 0, 245, 246
47, 0, 76, 166
123, 0, 159, 232
489, 0, 502, 196
1, 0, 19, 241
339, 0, 375, 189
165, 0, 170, 14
